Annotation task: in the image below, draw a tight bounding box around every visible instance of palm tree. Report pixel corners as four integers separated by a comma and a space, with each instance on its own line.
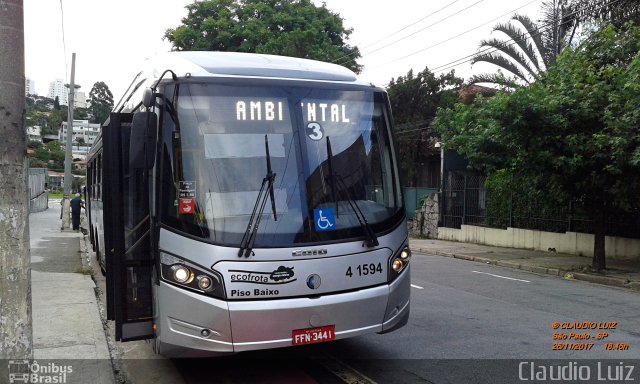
469, 14, 551, 87
539, 0, 578, 62
470, 0, 578, 88
470, 0, 640, 88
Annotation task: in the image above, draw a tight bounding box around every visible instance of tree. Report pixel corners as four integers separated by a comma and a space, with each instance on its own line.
44, 110, 64, 135
569, 0, 640, 28
74, 107, 89, 121
387, 67, 462, 186
470, 14, 555, 87
89, 81, 114, 125
164, 0, 362, 73
27, 140, 42, 149
75, 136, 85, 150
470, 0, 589, 88
34, 96, 54, 112
388, 68, 463, 125
34, 141, 65, 170
539, 0, 579, 61
434, 23, 640, 272
0, 0, 32, 360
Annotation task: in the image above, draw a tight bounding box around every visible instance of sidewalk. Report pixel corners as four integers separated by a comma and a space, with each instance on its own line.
29, 203, 114, 384
410, 237, 640, 291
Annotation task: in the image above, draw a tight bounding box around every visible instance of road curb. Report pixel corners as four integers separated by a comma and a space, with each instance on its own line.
415, 248, 636, 291
570, 272, 630, 289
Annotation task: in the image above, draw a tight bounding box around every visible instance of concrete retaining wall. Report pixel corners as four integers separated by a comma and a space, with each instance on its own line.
438, 225, 640, 260
29, 168, 48, 213
30, 192, 49, 213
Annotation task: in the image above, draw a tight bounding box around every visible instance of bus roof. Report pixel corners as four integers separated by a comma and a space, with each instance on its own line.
143, 51, 367, 84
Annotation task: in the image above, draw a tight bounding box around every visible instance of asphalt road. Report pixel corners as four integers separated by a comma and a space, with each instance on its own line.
104, 251, 640, 383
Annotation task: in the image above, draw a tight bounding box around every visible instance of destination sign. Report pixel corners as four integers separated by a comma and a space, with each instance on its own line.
234, 99, 352, 123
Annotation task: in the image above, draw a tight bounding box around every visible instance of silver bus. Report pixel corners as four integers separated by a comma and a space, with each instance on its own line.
86, 52, 411, 356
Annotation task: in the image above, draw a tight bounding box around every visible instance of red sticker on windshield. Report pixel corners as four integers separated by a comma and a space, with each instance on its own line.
179, 198, 195, 214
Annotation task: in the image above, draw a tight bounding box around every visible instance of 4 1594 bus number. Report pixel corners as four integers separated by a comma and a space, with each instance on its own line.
346, 263, 383, 278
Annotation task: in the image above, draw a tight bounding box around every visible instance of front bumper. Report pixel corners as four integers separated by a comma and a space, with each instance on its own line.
155, 265, 410, 357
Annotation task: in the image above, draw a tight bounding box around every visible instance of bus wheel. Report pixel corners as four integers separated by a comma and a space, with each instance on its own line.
96, 240, 106, 276
90, 227, 95, 251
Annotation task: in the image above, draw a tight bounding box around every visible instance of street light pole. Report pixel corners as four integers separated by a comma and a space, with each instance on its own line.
435, 142, 444, 193
435, 141, 445, 227
61, 53, 78, 229
64, 53, 77, 195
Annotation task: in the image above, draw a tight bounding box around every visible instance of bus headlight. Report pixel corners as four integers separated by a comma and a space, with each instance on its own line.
388, 246, 411, 281
197, 275, 213, 291
171, 265, 193, 284
399, 247, 411, 260
160, 252, 225, 298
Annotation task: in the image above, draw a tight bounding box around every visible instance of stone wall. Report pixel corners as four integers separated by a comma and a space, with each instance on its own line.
410, 192, 439, 238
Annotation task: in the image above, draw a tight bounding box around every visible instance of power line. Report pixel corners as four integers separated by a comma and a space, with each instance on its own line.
362, 0, 461, 51
337, 0, 486, 66
333, 0, 461, 65
387, 1, 624, 141
381, 0, 622, 88
373, 0, 539, 70
59, 0, 68, 82
392, 12, 605, 141
428, 0, 623, 75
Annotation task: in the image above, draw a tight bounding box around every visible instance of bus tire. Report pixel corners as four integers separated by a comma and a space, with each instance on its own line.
90, 226, 95, 251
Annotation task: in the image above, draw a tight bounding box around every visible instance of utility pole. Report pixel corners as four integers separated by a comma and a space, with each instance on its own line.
61, 53, 78, 229
0, 0, 33, 359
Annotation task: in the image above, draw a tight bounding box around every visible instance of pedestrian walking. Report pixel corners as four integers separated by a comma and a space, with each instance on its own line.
70, 193, 85, 231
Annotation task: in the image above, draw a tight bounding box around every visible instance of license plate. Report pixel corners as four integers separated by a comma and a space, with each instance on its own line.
292, 325, 335, 345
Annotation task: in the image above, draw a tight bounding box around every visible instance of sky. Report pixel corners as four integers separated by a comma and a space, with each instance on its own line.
24, 0, 544, 102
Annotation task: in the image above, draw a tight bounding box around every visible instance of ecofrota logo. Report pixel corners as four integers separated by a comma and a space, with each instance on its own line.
8, 360, 73, 383
229, 266, 297, 284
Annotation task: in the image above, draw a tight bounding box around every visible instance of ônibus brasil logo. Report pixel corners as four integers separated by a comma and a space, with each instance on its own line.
8, 360, 73, 383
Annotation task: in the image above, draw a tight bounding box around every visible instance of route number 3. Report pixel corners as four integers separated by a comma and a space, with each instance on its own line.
306, 122, 324, 141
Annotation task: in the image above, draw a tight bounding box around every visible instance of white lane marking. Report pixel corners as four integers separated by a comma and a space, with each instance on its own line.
411, 284, 424, 290
471, 270, 531, 283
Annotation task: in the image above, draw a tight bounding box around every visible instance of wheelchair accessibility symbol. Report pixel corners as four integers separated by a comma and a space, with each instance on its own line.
314, 208, 336, 232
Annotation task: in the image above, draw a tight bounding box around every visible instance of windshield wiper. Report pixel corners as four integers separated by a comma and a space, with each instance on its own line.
326, 137, 339, 216
324, 136, 379, 248
238, 135, 277, 257
265, 135, 278, 222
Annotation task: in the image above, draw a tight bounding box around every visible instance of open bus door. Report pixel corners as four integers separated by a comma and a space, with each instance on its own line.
103, 112, 155, 341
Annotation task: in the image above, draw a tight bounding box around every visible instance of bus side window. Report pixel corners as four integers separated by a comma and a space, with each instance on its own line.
98, 154, 102, 200
88, 164, 92, 198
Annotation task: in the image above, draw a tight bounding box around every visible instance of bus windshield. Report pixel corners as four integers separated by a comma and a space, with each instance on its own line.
159, 81, 403, 246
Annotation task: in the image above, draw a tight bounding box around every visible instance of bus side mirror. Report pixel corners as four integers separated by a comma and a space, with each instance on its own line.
142, 88, 155, 108
130, 112, 158, 170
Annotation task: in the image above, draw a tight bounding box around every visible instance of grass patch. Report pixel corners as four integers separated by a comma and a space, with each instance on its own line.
48, 191, 64, 200
74, 266, 94, 275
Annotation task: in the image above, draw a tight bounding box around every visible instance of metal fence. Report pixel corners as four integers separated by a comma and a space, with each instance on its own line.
441, 173, 486, 228
440, 171, 640, 239
29, 168, 48, 213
